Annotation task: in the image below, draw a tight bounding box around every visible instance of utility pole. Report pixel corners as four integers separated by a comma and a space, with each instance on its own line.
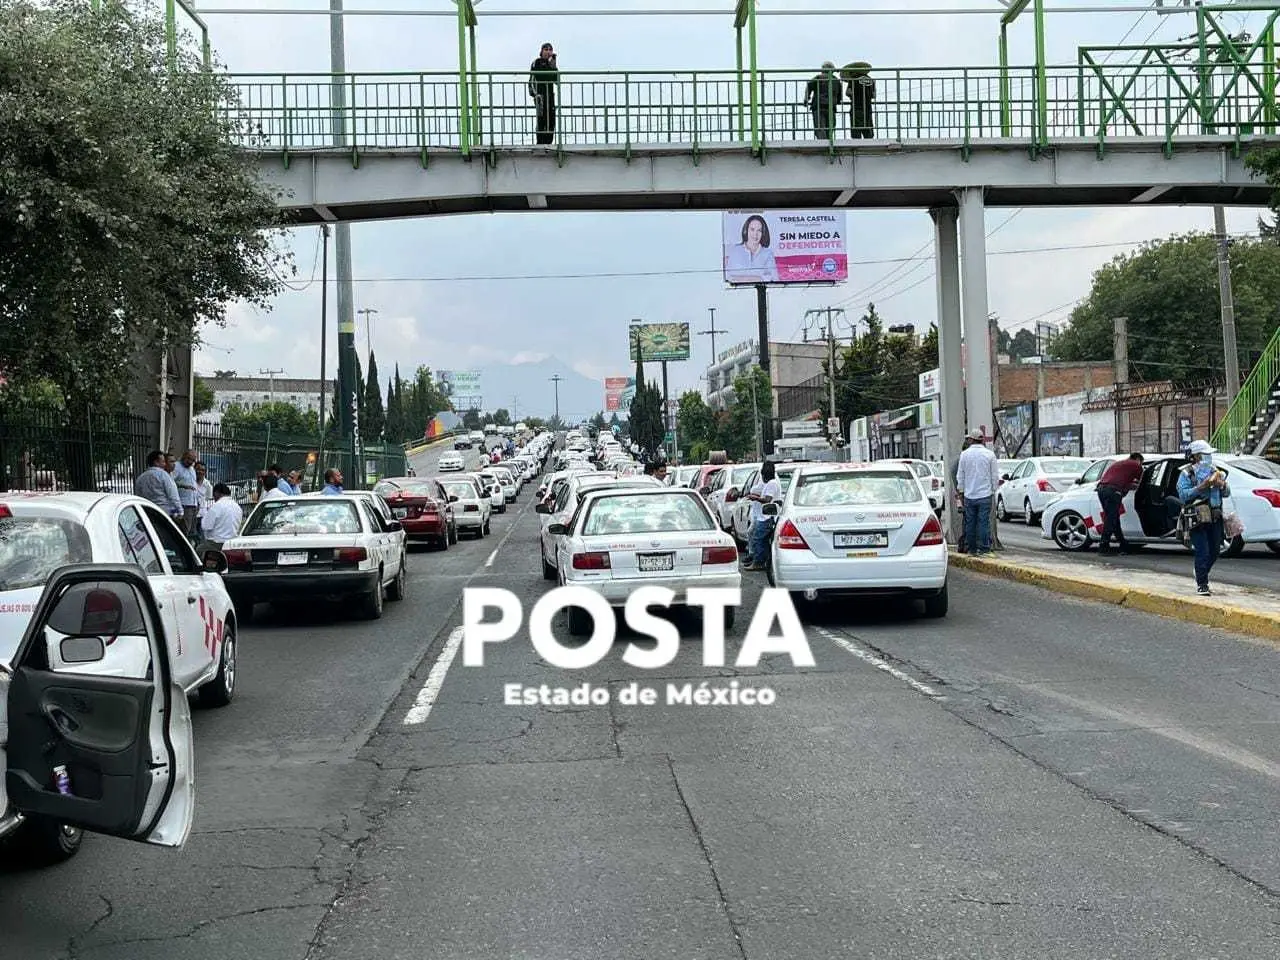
1213, 206, 1241, 405
1113, 316, 1129, 455
549, 375, 562, 422
698, 307, 728, 408
804, 307, 846, 449
356, 307, 379, 370
318, 224, 331, 481
259, 368, 284, 404
755, 285, 773, 455
330, 0, 359, 487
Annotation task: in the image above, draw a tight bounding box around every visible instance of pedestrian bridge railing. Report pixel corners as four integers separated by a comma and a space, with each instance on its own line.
224, 62, 1280, 163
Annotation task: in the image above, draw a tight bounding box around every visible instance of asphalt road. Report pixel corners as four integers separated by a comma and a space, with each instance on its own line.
4, 442, 1280, 957
996, 515, 1280, 591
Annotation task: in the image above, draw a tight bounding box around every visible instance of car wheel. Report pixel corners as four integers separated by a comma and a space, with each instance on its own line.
360, 575, 385, 620
1268, 541, 1280, 554
449, 522, 459, 545
3, 817, 83, 866
1221, 534, 1246, 558
922, 584, 948, 619
566, 603, 592, 637
1024, 499, 1037, 525
198, 620, 236, 708
437, 530, 450, 551
996, 496, 1009, 522
542, 554, 557, 581
1051, 511, 1091, 551
387, 557, 407, 601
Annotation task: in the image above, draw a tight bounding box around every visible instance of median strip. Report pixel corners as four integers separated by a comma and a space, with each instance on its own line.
950, 552, 1280, 645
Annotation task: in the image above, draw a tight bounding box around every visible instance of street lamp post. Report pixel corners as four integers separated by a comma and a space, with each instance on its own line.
356, 307, 379, 370
549, 374, 562, 423
698, 306, 728, 409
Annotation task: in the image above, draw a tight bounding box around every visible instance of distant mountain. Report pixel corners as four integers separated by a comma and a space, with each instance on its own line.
471, 356, 608, 422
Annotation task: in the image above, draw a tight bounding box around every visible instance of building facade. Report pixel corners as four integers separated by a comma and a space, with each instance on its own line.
197, 376, 334, 424
704, 339, 830, 417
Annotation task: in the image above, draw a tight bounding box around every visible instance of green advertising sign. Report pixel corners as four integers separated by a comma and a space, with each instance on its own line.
629, 322, 691, 362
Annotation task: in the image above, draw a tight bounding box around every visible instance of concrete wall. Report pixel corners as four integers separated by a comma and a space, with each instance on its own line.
1036, 388, 1115, 456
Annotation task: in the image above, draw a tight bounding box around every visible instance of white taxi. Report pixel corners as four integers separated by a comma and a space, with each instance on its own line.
473, 471, 507, 513
221, 494, 407, 621
438, 452, 467, 472
437, 475, 492, 538
536, 474, 660, 579
548, 487, 741, 635
1, 565, 196, 865
0, 493, 237, 708
767, 462, 948, 618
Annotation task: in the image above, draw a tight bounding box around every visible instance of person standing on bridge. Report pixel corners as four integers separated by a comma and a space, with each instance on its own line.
804, 62, 843, 140
529, 43, 559, 145
842, 62, 875, 138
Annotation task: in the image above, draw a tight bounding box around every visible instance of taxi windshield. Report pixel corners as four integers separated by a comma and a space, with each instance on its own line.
441, 481, 479, 499
244, 501, 361, 535
793, 471, 923, 506
374, 480, 436, 498
0, 515, 94, 592
582, 493, 714, 536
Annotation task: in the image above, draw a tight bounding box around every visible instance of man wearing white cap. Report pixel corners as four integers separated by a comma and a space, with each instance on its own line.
1177, 439, 1230, 595
955, 428, 999, 555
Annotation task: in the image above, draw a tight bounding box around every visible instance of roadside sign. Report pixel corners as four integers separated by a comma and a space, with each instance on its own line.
826, 417, 840, 436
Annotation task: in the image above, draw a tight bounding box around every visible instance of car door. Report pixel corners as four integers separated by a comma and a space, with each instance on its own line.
113, 506, 196, 684
357, 501, 390, 577
4, 565, 194, 847
137, 504, 218, 690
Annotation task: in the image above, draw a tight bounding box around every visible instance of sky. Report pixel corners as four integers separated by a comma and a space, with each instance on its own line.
184, 0, 1270, 418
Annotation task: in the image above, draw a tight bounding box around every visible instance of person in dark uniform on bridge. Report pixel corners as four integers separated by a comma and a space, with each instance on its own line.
529, 42, 559, 145
804, 62, 843, 140
842, 62, 875, 138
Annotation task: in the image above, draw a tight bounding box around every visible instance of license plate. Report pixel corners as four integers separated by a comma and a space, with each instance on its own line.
834, 532, 888, 549
637, 552, 674, 572
277, 551, 309, 566
393, 508, 407, 518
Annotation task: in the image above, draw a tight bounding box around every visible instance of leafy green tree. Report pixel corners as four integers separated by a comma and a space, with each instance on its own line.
676, 390, 716, 461
0, 0, 286, 411
491, 408, 511, 426
1052, 232, 1280, 381
830, 304, 938, 425
719, 367, 772, 460
628, 376, 665, 457
461, 408, 483, 431
222, 401, 318, 435
193, 378, 216, 416
363, 351, 385, 440
589, 411, 607, 432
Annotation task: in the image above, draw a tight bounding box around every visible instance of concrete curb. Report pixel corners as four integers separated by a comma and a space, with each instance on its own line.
949, 553, 1280, 644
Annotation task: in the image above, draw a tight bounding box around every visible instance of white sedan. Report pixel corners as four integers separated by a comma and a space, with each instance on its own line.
0, 492, 237, 709
768, 462, 948, 618
996, 456, 1095, 524
473, 471, 507, 513
437, 476, 492, 538
438, 452, 466, 472
548, 487, 741, 635
537, 474, 661, 579
222, 495, 407, 621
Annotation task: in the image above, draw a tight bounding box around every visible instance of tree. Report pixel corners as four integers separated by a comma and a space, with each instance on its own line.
0, 1, 286, 412
829, 304, 938, 426
676, 390, 717, 461
193, 378, 216, 416
491, 407, 511, 426
628, 377, 665, 457
363, 351, 385, 441
589, 411, 607, 432
461, 408, 483, 431
222, 401, 318, 435
719, 367, 772, 460
1051, 232, 1280, 382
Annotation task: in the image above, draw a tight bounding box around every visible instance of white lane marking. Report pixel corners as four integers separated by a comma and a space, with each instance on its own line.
403, 626, 465, 725
484, 547, 500, 567
482, 497, 526, 569
818, 628, 944, 699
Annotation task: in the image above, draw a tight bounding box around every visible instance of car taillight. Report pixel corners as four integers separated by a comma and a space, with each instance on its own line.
777, 519, 810, 550
334, 547, 368, 562
0, 504, 10, 518
572, 551, 611, 570
224, 549, 252, 568
702, 545, 738, 565
1037, 478, 1052, 492
1254, 488, 1280, 508
914, 513, 945, 546
423, 503, 439, 514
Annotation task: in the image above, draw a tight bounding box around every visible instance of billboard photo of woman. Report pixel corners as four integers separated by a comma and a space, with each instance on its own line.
724, 214, 779, 284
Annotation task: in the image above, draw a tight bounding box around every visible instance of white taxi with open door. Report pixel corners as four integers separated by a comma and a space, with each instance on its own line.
1, 564, 195, 866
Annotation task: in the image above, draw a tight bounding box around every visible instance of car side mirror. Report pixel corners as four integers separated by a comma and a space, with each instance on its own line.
1001, 474, 1011, 482
1075, 478, 1083, 485
60, 635, 106, 664
699, 486, 712, 497
535, 502, 552, 514
761, 502, 779, 516
448, 494, 459, 502
202, 549, 230, 574
387, 520, 403, 532
547, 522, 568, 535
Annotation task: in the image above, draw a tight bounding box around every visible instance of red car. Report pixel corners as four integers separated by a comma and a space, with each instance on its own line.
372, 477, 458, 549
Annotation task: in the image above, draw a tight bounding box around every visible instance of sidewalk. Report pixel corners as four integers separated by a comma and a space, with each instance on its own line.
951, 548, 1280, 644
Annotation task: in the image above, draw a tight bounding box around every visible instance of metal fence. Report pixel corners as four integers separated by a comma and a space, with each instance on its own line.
0, 408, 156, 493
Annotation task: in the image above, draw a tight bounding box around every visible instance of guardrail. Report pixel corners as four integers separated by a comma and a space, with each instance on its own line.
223, 62, 1280, 161
1211, 324, 1280, 453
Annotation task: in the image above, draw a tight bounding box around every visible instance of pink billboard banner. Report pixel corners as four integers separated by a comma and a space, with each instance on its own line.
722, 211, 848, 286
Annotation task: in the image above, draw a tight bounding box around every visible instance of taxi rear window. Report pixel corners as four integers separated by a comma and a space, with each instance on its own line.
0, 515, 94, 592
244, 500, 361, 535
793, 471, 923, 507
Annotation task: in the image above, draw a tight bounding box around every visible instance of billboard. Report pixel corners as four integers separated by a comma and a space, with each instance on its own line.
436, 370, 483, 410
722, 210, 848, 285
604, 376, 636, 412
628, 323, 691, 362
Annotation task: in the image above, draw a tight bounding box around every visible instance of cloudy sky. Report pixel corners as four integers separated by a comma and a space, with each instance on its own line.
187, 0, 1267, 416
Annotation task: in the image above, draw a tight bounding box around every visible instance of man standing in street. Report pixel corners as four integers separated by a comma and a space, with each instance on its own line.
135, 450, 183, 519
955, 429, 999, 555
743, 461, 780, 571
529, 42, 558, 145
321, 468, 345, 495
198, 483, 244, 553
1096, 452, 1143, 554
949, 436, 973, 553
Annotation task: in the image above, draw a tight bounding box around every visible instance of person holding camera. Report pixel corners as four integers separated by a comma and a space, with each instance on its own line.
1177, 440, 1230, 595
529, 42, 559, 145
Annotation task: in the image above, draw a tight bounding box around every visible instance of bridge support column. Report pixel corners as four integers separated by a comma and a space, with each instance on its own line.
958, 186, 994, 440
931, 207, 964, 545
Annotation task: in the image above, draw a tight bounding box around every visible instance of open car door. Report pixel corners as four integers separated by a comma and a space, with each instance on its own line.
4, 564, 194, 847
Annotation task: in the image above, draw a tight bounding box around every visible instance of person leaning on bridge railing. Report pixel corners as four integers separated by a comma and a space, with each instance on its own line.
841, 62, 875, 138
529, 42, 559, 146
804, 62, 843, 140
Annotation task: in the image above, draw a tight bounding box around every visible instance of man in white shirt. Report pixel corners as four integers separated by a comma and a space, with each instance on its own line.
199, 483, 244, 551
743, 461, 781, 571
954, 428, 1000, 555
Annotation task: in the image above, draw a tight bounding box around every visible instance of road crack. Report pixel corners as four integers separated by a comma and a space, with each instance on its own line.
666, 755, 748, 960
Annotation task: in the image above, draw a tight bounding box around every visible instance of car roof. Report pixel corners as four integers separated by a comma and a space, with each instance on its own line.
0, 490, 118, 520
793, 461, 915, 475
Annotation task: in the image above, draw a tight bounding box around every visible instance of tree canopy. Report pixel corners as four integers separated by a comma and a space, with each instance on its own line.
0, 0, 286, 411
222, 400, 318, 436
831, 305, 938, 425
1051, 232, 1280, 382
628, 360, 666, 458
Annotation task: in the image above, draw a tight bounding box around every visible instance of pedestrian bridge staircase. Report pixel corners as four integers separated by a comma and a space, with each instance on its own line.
1212, 325, 1280, 457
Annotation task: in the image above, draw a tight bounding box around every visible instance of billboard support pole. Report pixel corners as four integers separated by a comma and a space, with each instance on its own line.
661, 360, 671, 462
755, 283, 773, 455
